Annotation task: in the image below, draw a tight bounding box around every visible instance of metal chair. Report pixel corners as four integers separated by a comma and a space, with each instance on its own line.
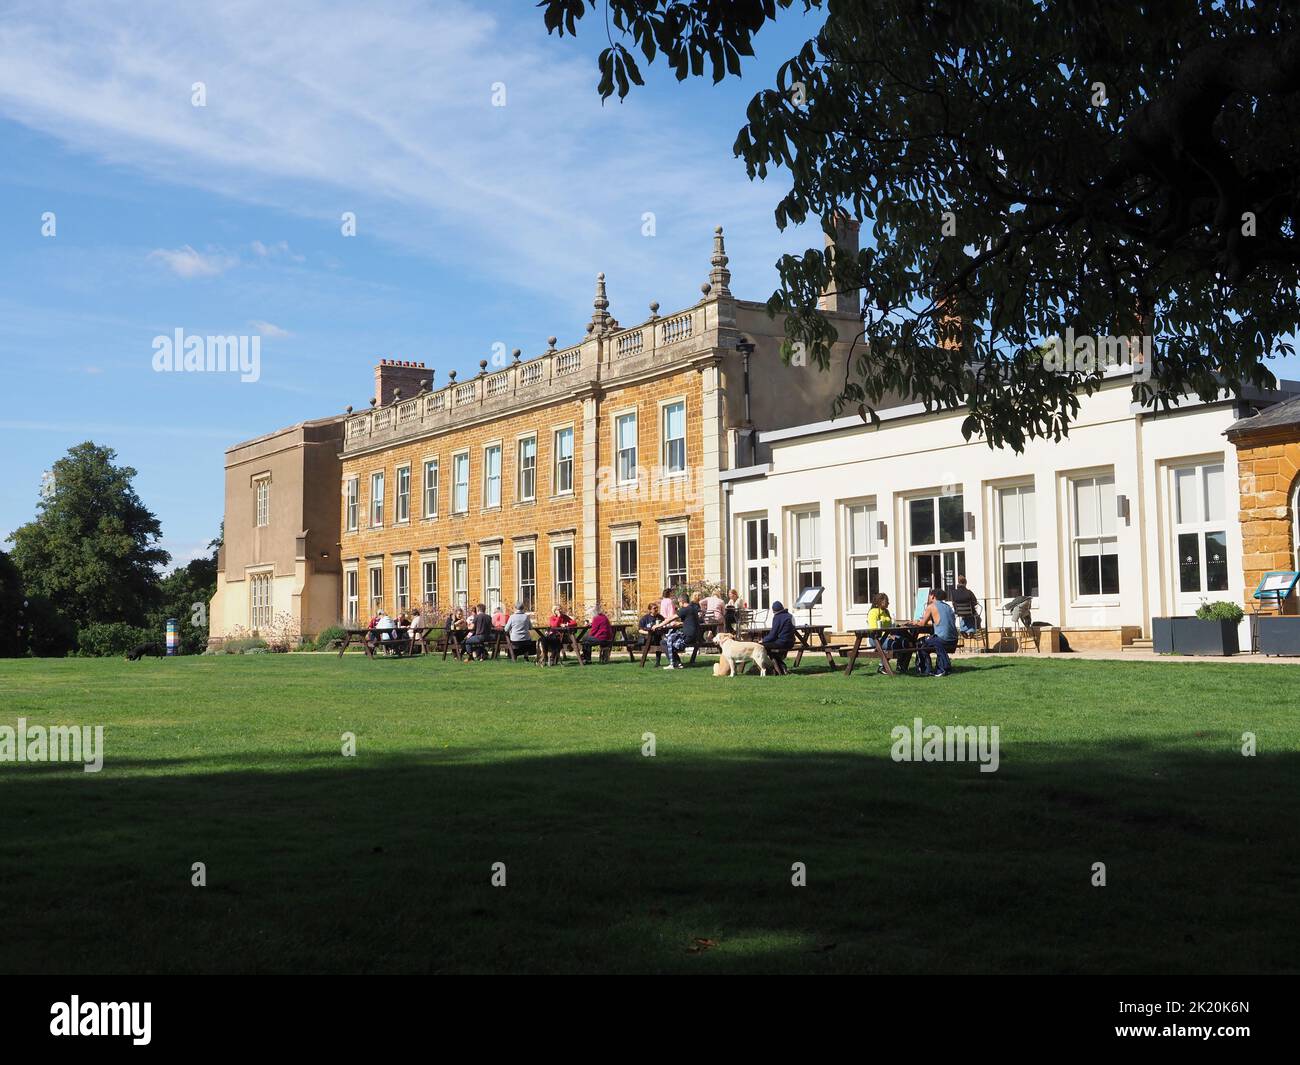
1001, 597, 1036, 652
953, 599, 984, 655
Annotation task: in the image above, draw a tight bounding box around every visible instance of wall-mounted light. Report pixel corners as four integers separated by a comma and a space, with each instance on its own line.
876, 520, 888, 546
768, 531, 778, 554
964, 512, 976, 537
1116, 494, 1131, 522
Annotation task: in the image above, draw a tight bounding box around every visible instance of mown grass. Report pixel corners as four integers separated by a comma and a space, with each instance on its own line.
0, 652, 1296, 974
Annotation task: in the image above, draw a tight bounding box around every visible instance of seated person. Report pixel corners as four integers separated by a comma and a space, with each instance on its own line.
761, 600, 795, 673
638, 602, 664, 648
409, 609, 426, 651
724, 589, 741, 633
949, 575, 981, 634
463, 603, 493, 661
662, 595, 701, 670
701, 590, 726, 627
866, 593, 904, 674
504, 603, 536, 658
542, 605, 573, 665
492, 604, 507, 628
581, 606, 614, 662
914, 589, 959, 677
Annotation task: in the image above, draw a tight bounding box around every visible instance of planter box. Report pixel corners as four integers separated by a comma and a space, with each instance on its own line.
1256, 616, 1300, 657
1151, 616, 1239, 656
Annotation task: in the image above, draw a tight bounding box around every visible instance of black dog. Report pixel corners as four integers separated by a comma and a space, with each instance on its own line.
126, 642, 166, 661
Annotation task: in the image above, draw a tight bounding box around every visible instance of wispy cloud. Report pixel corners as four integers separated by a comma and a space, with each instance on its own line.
249, 319, 291, 338
250, 240, 304, 263
149, 245, 238, 279
0, 0, 794, 310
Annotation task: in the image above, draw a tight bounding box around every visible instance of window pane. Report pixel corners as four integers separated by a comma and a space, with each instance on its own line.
1175, 467, 1199, 525
910, 498, 935, 546
1178, 531, 1201, 593
1100, 548, 1120, 595
1097, 477, 1117, 536
1077, 554, 1100, 597
1002, 560, 1023, 598
999, 488, 1022, 543
1020, 486, 1037, 541
1024, 559, 1040, 598
1205, 530, 1228, 591
938, 494, 964, 543
1074, 479, 1098, 537
1203, 465, 1225, 523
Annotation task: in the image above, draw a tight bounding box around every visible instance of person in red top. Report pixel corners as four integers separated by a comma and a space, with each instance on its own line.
581, 605, 614, 663
542, 604, 573, 665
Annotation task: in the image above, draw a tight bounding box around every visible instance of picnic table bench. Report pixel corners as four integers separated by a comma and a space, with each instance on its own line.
336, 627, 422, 658
842, 624, 935, 676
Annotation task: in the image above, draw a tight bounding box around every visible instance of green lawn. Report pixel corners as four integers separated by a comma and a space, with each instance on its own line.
0, 652, 1296, 974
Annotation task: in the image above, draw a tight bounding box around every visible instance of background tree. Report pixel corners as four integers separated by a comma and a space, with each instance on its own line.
146, 552, 219, 655
8, 442, 170, 639
542, 0, 1300, 448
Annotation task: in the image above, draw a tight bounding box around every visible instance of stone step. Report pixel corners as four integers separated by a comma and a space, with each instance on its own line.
1121, 639, 1154, 653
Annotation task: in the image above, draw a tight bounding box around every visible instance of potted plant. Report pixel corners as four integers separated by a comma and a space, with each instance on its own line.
1152, 600, 1242, 656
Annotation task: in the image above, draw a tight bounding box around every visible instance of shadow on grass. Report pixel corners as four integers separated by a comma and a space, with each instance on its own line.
1, 741, 1296, 975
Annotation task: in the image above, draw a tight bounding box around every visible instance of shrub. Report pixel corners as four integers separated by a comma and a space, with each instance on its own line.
77, 622, 155, 657
1195, 600, 1245, 624
315, 625, 347, 650
222, 637, 268, 654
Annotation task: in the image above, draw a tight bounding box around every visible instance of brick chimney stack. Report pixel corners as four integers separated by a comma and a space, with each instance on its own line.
374, 359, 433, 406
818, 211, 861, 316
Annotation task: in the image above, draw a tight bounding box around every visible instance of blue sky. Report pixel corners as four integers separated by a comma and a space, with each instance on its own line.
0, 0, 828, 564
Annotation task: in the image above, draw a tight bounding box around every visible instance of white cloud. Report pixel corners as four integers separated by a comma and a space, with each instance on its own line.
149, 245, 238, 279
0, 0, 798, 314
249, 320, 291, 338
251, 240, 304, 263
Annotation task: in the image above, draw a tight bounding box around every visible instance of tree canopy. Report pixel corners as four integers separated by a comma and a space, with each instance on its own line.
541, 0, 1300, 448
8, 442, 170, 629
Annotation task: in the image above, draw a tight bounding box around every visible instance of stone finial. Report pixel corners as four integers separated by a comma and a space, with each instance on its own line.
345, 405, 353, 414
708, 225, 732, 297
369, 397, 377, 407
478, 359, 488, 375
448, 370, 457, 383
700, 282, 712, 302
393, 387, 402, 401
418, 381, 428, 394
648, 301, 660, 320
547, 336, 557, 350
590, 272, 612, 334
512, 348, 521, 362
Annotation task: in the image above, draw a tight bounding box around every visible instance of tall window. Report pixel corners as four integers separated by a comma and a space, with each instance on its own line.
255, 480, 269, 527
998, 484, 1039, 598
344, 478, 358, 532
423, 460, 438, 518
395, 466, 411, 523
517, 549, 536, 612
616, 539, 639, 617
846, 503, 879, 607
1072, 474, 1119, 597
553, 545, 574, 606
484, 445, 501, 508
662, 401, 686, 475
554, 427, 574, 494
370, 472, 385, 527
1173, 463, 1228, 595
663, 532, 687, 591
518, 436, 536, 502
792, 509, 822, 592
452, 453, 469, 513
908, 492, 965, 604
368, 566, 383, 615
394, 561, 410, 612
451, 557, 468, 609
345, 569, 358, 625
421, 558, 437, 611
616, 412, 637, 484
742, 516, 770, 610
483, 553, 501, 609
249, 573, 272, 629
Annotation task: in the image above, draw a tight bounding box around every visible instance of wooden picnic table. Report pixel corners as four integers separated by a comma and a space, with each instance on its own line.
533, 624, 590, 665
637, 620, 725, 667
336, 627, 419, 658
843, 624, 934, 676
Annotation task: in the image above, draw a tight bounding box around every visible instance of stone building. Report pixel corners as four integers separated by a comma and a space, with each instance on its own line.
212, 226, 864, 640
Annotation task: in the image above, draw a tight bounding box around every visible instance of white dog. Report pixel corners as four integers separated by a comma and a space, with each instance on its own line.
711, 632, 772, 677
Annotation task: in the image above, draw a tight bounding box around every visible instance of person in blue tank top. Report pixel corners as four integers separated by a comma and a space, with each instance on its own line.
915, 588, 959, 677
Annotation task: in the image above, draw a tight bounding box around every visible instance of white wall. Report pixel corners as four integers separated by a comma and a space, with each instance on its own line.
726, 382, 1242, 636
